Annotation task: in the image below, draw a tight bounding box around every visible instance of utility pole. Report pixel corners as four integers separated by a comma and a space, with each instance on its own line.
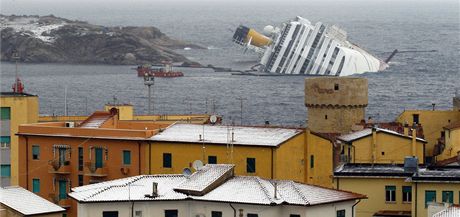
144, 74, 154, 114
236, 97, 246, 125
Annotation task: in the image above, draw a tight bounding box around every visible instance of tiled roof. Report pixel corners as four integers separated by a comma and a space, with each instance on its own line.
70, 164, 365, 206
0, 186, 65, 215
150, 124, 303, 147
338, 128, 426, 143
433, 205, 460, 217
174, 164, 233, 195
334, 164, 414, 177
409, 167, 460, 183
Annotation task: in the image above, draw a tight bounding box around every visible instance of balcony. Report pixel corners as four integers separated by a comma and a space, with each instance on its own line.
48, 160, 71, 175
49, 193, 71, 208
84, 162, 108, 177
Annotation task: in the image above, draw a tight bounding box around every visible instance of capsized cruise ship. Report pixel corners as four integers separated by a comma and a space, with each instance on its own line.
232, 16, 390, 76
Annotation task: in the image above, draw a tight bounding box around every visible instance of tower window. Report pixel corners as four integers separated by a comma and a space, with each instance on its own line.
325, 115, 328, 120
334, 83, 339, 90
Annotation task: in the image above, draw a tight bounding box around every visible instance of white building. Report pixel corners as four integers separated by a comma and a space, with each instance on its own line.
0, 186, 65, 217
69, 164, 365, 217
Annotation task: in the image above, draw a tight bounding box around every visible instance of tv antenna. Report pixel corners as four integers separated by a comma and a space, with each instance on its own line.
143, 73, 154, 114
182, 168, 192, 178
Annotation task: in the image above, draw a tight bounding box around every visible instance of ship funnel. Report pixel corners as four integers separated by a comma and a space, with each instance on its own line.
232, 25, 272, 48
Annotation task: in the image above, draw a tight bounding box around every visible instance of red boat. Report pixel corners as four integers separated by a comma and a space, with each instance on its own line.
136, 62, 184, 78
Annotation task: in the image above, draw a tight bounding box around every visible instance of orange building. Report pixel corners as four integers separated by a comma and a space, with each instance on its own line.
16, 109, 169, 217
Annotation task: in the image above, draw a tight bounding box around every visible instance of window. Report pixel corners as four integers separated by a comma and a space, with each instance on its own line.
165, 210, 178, 217
78, 175, 83, 186
95, 148, 103, 169
135, 211, 142, 217
425, 190, 436, 207
337, 210, 346, 217
163, 153, 172, 168
32, 178, 40, 193
402, 186, 412, 202
0, 107, 10, 120
208, 156, 217, 164
0, 136, 10, 145
310, 155, 314, 168
0, 164, 11, 177
212, 211, 222, 217
247, 158, 256, 173
290, 215, 301, 217
123, 150, 131, 165
325, 115, 328, 120
78, 147, 83, 171
413, 114, 419, 124
334, 83, 339, 90
32, 145, 40, 160
385, 186, 396, 202
247, 214, 258, 217
58, 148, 67, 166
59, 180, 67, 200
102, 211, 119, 217
442, 191, 453, 204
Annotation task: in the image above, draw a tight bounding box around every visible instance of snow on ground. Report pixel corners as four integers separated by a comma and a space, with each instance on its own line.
0, 16, 66, 43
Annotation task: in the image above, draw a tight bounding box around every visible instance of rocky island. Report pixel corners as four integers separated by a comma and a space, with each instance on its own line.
0, 15, 202, 65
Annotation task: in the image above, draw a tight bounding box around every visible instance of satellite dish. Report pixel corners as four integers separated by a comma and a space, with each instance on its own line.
182, 168, 192, 178
192, 160, 204, 171
210, 115, 217, 124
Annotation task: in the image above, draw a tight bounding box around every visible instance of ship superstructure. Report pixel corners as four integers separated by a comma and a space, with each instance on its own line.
232, 16, 388, 76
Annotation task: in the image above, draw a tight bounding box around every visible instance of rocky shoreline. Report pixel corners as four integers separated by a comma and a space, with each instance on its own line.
0, 14, 203, 65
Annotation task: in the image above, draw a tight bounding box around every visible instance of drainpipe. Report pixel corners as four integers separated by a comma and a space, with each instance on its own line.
411, 128, 417, 157
148, 142, 152, 174
372, 128, 377, 164
137, 141, 141, 174
415, 182, 418, 217
271, 147, 274, 179
352, 199, 361, 217
229, 203, 236, 217
25, 136, 29, 189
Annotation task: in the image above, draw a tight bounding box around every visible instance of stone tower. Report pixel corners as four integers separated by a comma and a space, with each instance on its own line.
305, 77, 368, 134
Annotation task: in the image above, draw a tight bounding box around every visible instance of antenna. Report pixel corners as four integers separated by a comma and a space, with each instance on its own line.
192, 160, 203, 171
236, 96, 246, 125
144, 73, 154, 115
182, 168, 192, 178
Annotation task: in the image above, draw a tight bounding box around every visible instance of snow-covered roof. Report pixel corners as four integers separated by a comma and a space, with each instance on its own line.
70, 164, 365, 206
174, 164, 234, 195
433, 205, 460, 217
150, 124, 303, 147
334, 164, 413, 178
338, 128, 426, 143
0, 186, 65, 215
409, 167, 460, 183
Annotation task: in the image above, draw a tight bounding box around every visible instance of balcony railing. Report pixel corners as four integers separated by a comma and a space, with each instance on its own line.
84, 162, 108, 177
48, 160, 71, 175
49, 193, 71, 208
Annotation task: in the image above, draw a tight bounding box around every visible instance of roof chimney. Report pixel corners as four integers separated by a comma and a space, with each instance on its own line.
145, 182, 158, 198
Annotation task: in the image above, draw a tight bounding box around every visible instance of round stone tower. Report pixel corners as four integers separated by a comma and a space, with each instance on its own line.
305, 77, 368, 133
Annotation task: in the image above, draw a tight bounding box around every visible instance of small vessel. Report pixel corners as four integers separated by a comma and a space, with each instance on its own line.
136, 62, 184, 77
232, 16, 394, 76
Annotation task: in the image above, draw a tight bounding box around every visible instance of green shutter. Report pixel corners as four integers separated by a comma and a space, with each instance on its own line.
386, 186, 396, 191
442, 191, 453, 203
247, 158, 256, 173
425, 190, 436, 207
310, 155, 314, 168
32, 179, 40, 193
403, 186, 412, 193
0, 165, 11, 177
123, 150, 131, 165
59, 180, 67, 200
0, 107, 11, 120
32, 146, 40, 156
0, 136, 10, 144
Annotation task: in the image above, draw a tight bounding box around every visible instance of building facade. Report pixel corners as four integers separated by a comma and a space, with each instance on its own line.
0, 92, 39, 187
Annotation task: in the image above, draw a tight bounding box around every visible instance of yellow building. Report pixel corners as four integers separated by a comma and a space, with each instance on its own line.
436, 122, 460, 161
338, 127, 426, 164
407, 167, 460, 217
147, 123, 308, 182
0, 92, 39, 186
335, 164, 416, 217
396, 109, 460, 159
305, 130, 338, 188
